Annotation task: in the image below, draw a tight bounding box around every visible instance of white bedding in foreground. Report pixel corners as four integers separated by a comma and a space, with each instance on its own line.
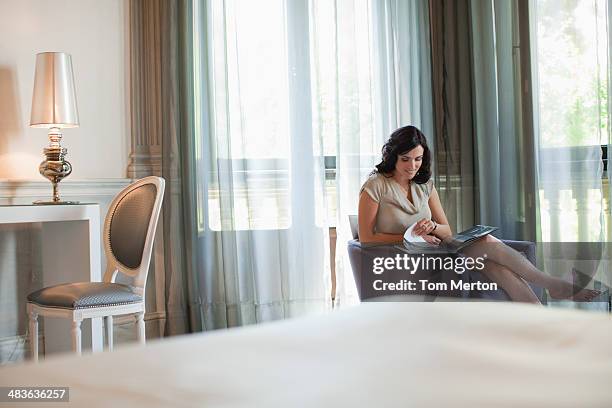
1, 301, 612, 407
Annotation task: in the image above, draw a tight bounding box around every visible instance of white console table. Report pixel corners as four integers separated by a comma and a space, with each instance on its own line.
0, 204, 103, 355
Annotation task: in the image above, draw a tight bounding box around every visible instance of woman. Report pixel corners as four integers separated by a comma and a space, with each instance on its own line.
358, 125, 599, 303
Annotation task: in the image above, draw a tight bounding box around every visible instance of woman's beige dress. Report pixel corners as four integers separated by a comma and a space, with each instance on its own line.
360, 172, 434, 235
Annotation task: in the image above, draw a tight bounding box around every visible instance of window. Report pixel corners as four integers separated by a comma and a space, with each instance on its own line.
533, 0, 610, 242
200, 0, 380, 230
206, 0, 291, 231
535, 0, 608, 148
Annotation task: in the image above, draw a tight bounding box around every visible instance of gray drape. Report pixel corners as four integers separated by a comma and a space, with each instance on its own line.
429, 0, 536, 240
129, 0, 196, 335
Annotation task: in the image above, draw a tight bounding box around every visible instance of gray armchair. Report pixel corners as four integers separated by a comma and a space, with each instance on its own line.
347, 216, 543, 301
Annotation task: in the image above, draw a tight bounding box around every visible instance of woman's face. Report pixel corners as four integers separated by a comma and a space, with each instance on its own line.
394, 145, 424, 180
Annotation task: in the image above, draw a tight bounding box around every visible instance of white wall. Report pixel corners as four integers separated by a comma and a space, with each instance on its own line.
0, 0, 129, 180
0, 0, 132, 364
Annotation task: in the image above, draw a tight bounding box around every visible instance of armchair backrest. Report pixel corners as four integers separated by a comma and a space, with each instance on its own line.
348, 215, 359, 240
102, 176, 165, 297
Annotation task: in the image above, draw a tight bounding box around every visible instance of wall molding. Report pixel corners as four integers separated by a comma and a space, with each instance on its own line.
114, 311, 166, 326
111, 311, 166, 340
0, 334, 42, 365
0, 310, 166, 363
126, 0, 164, 179
127, 151, 162, 178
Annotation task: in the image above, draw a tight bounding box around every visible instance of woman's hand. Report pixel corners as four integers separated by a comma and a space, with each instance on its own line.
421, 234, 441, 246
412, 218, 436, 237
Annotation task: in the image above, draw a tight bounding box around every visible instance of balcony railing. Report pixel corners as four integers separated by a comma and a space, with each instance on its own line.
200, 147, 610, 238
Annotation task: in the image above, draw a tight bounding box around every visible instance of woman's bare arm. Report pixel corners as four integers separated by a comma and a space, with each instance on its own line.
358, 192, 404, 244
427, 187, 452, 239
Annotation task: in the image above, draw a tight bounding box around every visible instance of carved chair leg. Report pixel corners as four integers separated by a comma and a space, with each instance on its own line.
105, 316, 114, 351
28, 308, 39, 362
136, 312, 146, 345
71, 320, 82, 355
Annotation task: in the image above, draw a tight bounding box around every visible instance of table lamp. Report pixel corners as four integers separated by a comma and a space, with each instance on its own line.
30, 52, 79, 204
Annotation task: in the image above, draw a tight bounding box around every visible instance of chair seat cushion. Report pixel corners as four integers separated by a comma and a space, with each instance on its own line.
28, 282, 142, 309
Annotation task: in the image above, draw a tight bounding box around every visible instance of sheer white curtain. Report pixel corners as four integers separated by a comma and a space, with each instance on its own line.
311, 0, 434, 306
190, 0, 434, 326
530, 0, 611, 300
192, 0, 331, 328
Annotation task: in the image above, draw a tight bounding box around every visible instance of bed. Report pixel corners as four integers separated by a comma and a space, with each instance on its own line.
1, 301, 611, 407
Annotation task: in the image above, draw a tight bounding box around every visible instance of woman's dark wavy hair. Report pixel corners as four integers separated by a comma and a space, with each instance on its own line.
374, 125, 432, 184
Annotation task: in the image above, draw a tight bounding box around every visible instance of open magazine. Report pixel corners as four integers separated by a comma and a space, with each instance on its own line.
402, 223, 498, 254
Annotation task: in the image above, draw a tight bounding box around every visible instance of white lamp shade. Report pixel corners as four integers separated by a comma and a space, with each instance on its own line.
30, 52, 79, 128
